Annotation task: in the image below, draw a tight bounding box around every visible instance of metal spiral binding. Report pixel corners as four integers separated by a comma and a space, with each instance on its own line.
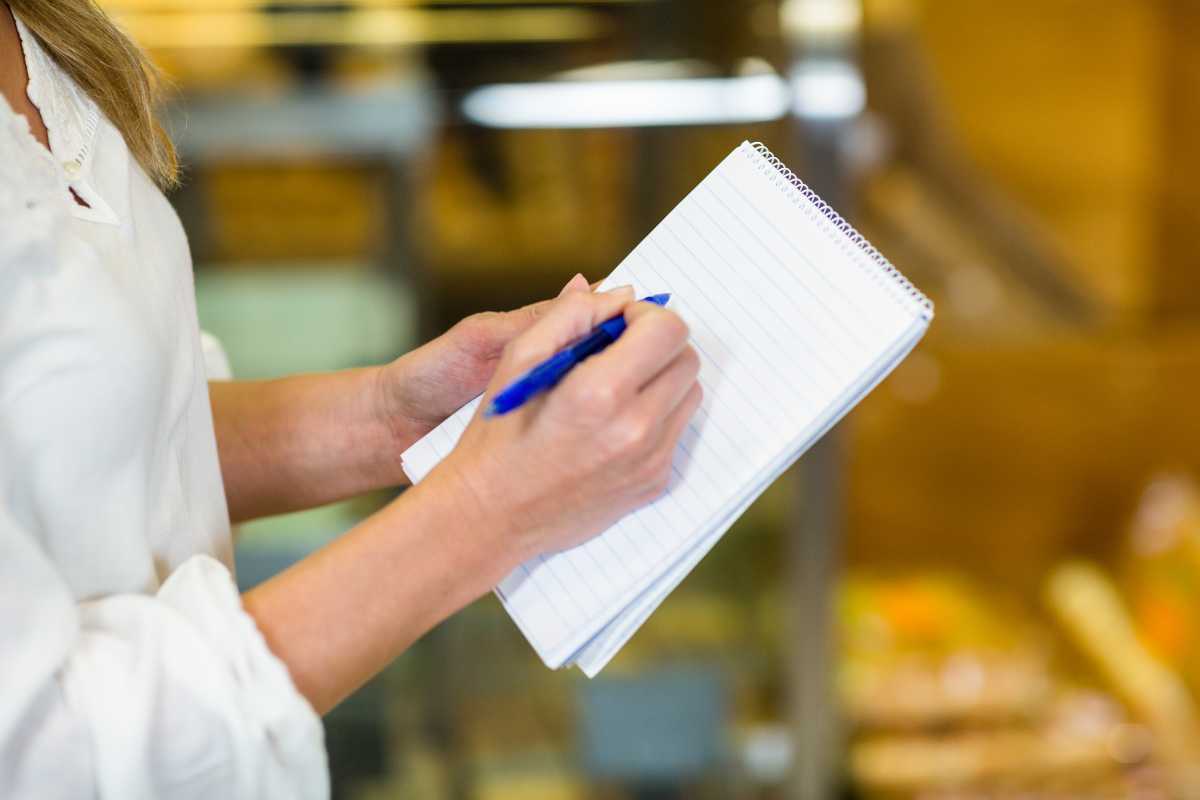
747, 142, 933, 319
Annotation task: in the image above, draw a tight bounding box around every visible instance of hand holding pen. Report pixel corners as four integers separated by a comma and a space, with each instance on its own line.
422, 283, 702, 566
487, 293, 672, 417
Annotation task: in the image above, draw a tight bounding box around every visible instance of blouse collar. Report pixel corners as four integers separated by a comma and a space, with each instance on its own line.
14, 16, 119, 225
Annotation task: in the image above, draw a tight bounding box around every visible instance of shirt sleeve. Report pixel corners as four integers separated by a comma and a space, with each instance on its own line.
0, 112, 328, 800
0, 524, 328, 800
200, 331, 234, 381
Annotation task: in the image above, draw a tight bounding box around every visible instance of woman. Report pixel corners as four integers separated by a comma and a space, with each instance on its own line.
0, 2, 702, 797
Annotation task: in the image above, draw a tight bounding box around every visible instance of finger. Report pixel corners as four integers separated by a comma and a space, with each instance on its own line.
491, 286, 635, 388
517, 272, 590, 325
651, 381, 703, 466
625, 381, 702, 502
487, 273, 597, 349
630, 346, 701, 421
621, 297, 673, 326
568, 304, 690, 400
559, 273, 590, 297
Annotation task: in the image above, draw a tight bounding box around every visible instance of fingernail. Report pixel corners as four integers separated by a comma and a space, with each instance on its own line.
604, 284, 635, 295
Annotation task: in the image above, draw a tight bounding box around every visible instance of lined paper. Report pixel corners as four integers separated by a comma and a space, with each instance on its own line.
401, 142, 932, 675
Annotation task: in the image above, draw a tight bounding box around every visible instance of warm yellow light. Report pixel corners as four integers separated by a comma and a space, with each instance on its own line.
110, 7, 606, 48
100, 0, 641, 9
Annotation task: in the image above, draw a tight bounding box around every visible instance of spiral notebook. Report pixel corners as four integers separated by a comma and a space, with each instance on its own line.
401, 142, 933, 676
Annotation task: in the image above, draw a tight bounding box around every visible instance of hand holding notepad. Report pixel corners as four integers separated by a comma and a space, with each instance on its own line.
402, 142, 933, 676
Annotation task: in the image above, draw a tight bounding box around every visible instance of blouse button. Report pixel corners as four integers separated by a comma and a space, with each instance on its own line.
63, 160, 81, 178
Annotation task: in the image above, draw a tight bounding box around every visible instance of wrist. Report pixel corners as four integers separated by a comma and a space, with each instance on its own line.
369, 360, 427, 485
432, 448, 535, 578
410, 454, 530, 588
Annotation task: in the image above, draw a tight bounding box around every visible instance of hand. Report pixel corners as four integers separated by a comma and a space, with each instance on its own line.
424, 282, 703, 565
376, 274, 593, 454
241, 282, 701, 712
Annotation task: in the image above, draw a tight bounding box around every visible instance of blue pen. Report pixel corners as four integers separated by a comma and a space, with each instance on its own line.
486, 293, 672, 418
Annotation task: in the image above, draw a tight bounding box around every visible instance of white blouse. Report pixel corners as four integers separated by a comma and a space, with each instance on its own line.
0, 18, 327, 800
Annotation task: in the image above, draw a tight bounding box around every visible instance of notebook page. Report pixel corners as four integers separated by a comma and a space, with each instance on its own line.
571, 490, 755, 674
402, 141, 931, 669
571, 315, 928, 675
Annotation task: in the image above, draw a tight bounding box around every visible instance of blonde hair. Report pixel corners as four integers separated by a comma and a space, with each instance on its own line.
9, 0, 178, 189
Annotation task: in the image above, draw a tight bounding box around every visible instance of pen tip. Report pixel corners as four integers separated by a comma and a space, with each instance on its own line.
648, 293, 671, 306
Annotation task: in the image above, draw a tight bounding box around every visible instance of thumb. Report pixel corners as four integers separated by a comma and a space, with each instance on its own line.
490, 286, 635, 389
503, 273, 592, 337
558, 272, 590, 297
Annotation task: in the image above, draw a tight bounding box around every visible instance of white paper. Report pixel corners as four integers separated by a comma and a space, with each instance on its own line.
401, 142, 932, 674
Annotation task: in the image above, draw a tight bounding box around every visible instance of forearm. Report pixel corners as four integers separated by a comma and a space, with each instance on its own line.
241, 465, 515, 714
210, 370, 423, 523
236, 287, 696, 716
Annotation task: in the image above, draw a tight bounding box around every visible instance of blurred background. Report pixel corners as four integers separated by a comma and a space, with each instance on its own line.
100, 0, 1200, 796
